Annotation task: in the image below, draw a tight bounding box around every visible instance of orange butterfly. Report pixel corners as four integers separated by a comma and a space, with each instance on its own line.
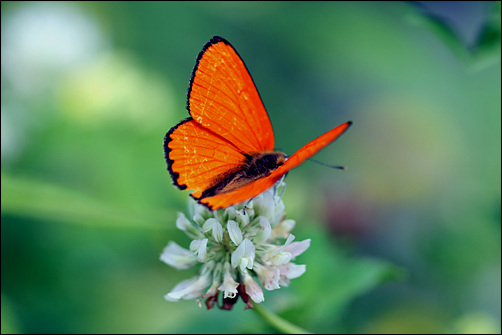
164, 36, 352, 210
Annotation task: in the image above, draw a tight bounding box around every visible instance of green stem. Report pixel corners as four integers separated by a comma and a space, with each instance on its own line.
253, 303, 313, 334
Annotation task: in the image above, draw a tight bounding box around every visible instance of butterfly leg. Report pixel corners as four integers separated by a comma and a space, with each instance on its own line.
243, 199, 253, 216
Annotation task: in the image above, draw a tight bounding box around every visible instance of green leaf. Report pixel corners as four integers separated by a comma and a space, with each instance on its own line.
405, 1, 501, 70
1, 295, 21, 334
1, 172, 175, 230
280, 228, 404, 332
405, 4, 470, 61
471, 1, 501, 70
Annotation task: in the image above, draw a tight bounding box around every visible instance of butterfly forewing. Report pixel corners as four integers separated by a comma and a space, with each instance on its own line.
199, 121, 352, 210
188, 36, 275, 153
274, 121, 352, 174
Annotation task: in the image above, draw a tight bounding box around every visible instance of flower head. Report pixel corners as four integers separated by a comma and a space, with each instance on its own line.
160, 181, 310, 310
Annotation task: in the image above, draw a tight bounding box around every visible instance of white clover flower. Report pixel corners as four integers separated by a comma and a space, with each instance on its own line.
160, 181, 310, 310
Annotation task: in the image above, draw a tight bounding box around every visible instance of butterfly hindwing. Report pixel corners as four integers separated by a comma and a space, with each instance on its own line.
164, 117, 248, 199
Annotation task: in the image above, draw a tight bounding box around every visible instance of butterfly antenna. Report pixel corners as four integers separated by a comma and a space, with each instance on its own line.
308, 158, 347, 170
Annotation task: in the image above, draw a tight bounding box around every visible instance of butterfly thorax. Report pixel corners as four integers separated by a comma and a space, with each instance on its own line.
244, 151, 286, 177
199, 151, 286, 198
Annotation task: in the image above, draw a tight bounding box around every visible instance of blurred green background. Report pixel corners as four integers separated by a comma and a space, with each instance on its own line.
1, 1, 500, 334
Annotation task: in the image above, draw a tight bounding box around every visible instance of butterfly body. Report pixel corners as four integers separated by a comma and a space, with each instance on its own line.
164, 36, 351, 210
200, 150, 286, 199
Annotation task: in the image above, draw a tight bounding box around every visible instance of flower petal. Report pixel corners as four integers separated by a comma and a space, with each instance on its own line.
285, 239, 311, 258
190, 238, 209, 262
251, 188, 275, 223
227, 220, 243, 246
266, 234, 295, 262
279, 262, 306, 280
202, 218, 223, 243
231, 238, 255, 271
176, 213, 203, 239
234, 208, 249, 227
242, 270, 264, 303
203, 262, 223, 298
218, 262, 239, 299
271, 219, 296, 239
253, 216, 271, 246
223, 206, 237, 221
254, 263, 280, 291
160, 241, 197, 270
269, 251, 292, 266
165, 274, 212, 301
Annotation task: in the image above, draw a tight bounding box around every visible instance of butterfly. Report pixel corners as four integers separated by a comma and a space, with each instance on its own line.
164, 36, 352, 210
